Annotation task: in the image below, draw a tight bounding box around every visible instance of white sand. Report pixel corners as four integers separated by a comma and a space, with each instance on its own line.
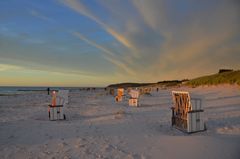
0, 85, 240, 159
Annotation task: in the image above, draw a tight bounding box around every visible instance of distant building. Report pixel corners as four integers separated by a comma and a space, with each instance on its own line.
218, 69, 233, 74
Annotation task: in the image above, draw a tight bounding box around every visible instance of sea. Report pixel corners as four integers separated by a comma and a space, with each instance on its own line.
0, 86, 101, 95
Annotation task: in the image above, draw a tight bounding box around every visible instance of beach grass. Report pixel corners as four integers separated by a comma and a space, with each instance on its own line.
187, 70, 240, 87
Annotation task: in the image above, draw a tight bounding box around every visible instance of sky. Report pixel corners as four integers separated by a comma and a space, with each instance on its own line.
0, 0, 240, 87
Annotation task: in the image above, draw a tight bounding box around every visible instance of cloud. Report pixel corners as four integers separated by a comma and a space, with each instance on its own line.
58, 0, 133, 51
29, 10, 53, 22
131, 0, 240, 79
132, 0, 168, 34
24, 38, 45, 44
59, 0, 240, 81
58, 0, 98, 23
72, 31, 114, 57
0, 64, 23, 71
72, 31, 136, 75
0, 57, 96, 78
0, 31, 116, 77
106, 28, 132, 50
0, 62, 119, 87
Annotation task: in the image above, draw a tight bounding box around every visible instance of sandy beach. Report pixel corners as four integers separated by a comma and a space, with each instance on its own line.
0, 85, 240, 159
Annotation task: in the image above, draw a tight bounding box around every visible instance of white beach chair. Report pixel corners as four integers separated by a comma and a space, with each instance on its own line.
48, 90, 68, 121
58, 90, 69, 105
171, 91, 205, 133
129, 89, 140, 107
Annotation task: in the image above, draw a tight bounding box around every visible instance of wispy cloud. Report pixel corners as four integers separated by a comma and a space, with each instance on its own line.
0, 58, 96, 78
0, 62, 117, 87
0, 64, 23, 71
58, 0, 133, 51
132, 0, 240, 79
29, 9, 53, 22
106, 28, 133, 50
72, 31, 135, 75
58, 0, 240, 80
24, 38, 45, 44
58, 0, 98, 23
72, 31, 114, 57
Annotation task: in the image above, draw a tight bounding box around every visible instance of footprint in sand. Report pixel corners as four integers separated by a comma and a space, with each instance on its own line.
126, 153, 146, 159
101, 144, 113, 152
58, 142, 68, 148
75, 142, 86, 149
75, 138, 87, 149
217, 126, 240, 135
63, 156, 71, 159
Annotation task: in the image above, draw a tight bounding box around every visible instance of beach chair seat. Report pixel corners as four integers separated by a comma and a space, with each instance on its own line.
129, 98, 138, 106
48, 104, 65, 121
171, 91, 205, 133
115, 95, 123, 102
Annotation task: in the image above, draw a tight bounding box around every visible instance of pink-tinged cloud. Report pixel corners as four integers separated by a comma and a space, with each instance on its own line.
59, 0, 133, 51
72, 31, 136, 76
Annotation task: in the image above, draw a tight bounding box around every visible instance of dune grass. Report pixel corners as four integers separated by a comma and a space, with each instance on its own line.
187, 70, 240, 87
107, 70, 240, 88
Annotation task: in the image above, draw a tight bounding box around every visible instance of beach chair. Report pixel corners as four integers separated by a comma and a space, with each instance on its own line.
109, 88, 115, 96
48, 90, 68, 121
171, 91, 205, 133
115, 88, 124, 102
129, 89, 140, 107
57, 90, 69, 105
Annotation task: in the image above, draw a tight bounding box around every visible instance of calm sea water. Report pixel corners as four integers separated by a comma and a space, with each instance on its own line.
0, 87, 76, 95
0, 86, 104, 95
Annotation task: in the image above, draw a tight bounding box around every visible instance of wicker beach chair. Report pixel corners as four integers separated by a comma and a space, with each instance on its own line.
48, 90, 68, 121
171, 91, 205, 133
129, 89, 140, 107
115, 88, 124, 102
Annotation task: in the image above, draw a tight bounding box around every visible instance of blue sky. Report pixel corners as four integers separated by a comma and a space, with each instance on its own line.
0, 0, 239, 86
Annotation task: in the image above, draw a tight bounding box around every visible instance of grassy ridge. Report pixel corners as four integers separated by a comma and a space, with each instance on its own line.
107, 80, 185, 88
107, 83, 155, 88
107, 70, 240, 88
187, 70, 240, 87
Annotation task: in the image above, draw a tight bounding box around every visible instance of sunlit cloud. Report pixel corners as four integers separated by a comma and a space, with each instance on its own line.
0, 64, 23, 71
106, 28, 133, 50
131, 0, 240, 79
59, 0, 133, 50
0, 67, 115, 87
72, 31, 136, 75
0, 60, 95, 78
